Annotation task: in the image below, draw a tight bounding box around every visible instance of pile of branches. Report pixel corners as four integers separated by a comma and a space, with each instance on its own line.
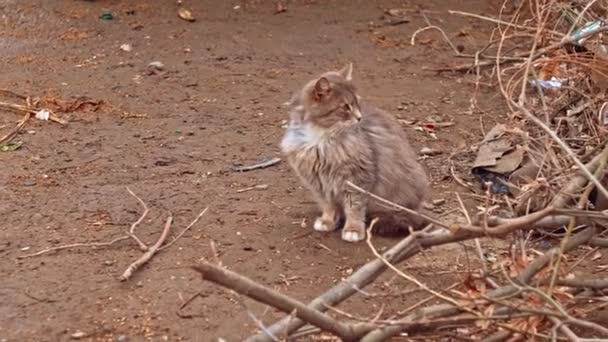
463, 0, 608, 217
192, 1, 608, 341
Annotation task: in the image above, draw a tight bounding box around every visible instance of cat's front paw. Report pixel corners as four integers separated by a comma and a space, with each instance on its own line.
341, 226, 365, 242
313, 217, 336, 232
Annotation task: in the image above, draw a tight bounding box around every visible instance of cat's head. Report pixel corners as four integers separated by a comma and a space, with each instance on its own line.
288, 63, 362, 129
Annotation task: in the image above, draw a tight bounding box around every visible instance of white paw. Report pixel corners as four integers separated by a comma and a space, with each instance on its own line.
313, 217, 333, 232
341, 229, 365, 242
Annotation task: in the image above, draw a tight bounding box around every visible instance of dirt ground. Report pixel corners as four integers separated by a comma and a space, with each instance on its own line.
0, 0, 551, 341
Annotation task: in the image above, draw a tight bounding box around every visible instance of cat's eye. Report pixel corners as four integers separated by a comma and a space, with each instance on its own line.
342, 103, 351, 111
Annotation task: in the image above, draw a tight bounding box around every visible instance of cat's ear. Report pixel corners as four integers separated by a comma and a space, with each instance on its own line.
338, 63, 353, 81
313, 77, 331, 101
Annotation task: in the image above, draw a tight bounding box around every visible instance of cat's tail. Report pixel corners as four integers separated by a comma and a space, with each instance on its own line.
366, 209, 431, 237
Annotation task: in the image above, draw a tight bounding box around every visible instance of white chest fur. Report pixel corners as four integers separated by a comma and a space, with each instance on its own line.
280, 122, 324, 154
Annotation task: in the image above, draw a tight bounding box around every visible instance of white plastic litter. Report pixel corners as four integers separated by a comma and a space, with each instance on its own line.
529, 76, 562, 89
35, 109, 50, 121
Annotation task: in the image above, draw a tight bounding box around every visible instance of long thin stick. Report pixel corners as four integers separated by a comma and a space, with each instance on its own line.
448, 10, 564, 37
159, 207, 209, 251
365, 219, 470, 312
346, 181, 449, 230
231, 157, 281, 172
120, 216, 173, 281
125, 187, 149, 251
17, 236, 129, 259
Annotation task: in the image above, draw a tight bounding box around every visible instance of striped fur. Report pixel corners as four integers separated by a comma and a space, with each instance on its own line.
280, 64, 430, 242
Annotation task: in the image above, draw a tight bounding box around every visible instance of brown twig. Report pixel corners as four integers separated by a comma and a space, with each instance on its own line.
120, 216, 173, 281
447, 10, 564, 37
365, 219, 469, 312
551, 277, 608, 290
17, 236, 129, 259
125, 187, 149, 251
192, 262, 374, 341
346, 181, 450, 230
159, 207, 209, 251
177, 290, 206, 319
550, 316, 582, 342
0, 112, 30, 144
231, 157, 281, 172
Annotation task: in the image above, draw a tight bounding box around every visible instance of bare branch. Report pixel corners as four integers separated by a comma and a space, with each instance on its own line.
120, 216, 173, 281
192, 262, 374, 341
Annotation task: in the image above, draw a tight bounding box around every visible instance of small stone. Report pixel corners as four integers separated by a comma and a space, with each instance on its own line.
148, 61, 165, 70
103, 260, 114, 266
32, 213, 43, 222
71, 331, 86, 339
23, 180, 37, 187
432, 198, 446, 206
420, 147, 442, 156
136, 281, 144, 288
116, 335, 129, 342
120, 44, 132, 52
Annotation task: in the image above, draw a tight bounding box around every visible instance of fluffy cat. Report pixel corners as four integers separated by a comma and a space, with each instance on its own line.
280, 63, 430, 242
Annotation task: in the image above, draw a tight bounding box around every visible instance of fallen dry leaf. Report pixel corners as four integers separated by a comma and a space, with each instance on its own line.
59, 29, 92, 41
40, 96, 104, 113
539, 60, 560, 80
